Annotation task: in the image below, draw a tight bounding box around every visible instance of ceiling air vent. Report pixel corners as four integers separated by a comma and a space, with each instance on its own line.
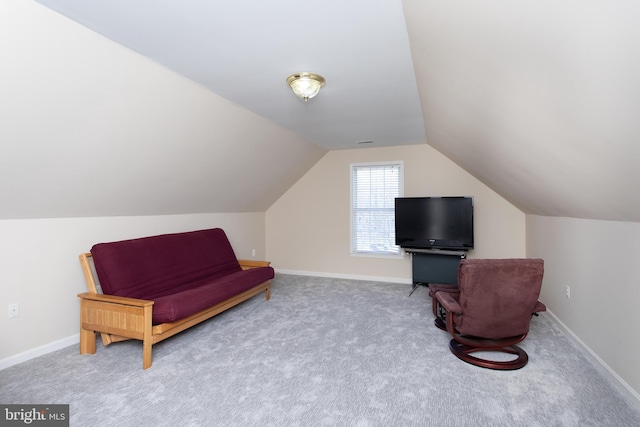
356, 140, 374, 145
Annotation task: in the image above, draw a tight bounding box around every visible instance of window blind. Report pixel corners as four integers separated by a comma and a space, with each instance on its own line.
351, 162, 402, 255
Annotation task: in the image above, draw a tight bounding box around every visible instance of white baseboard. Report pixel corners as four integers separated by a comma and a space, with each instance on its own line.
275, 268, 412, 285
545, 310, 640, 409
0, 334, 79, 371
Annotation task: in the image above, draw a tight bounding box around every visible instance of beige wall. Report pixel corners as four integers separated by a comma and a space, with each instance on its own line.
0, 213, 265, 366
527, 214, 640, 398
266, 144, 525, 281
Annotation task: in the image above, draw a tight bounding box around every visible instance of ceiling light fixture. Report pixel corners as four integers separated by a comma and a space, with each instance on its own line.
286, 72, 326, 101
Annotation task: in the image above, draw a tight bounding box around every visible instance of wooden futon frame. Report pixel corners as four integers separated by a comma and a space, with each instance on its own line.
78, 253, 271, 369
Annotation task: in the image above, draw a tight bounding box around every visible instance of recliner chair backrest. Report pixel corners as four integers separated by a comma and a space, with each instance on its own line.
456, 258, 544, 339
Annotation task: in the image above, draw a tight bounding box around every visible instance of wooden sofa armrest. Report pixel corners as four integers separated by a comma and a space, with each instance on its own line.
77, 292, 153, 307
238, 259, 271, 269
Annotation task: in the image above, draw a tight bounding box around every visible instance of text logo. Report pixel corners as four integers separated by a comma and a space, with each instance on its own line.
1, 405, 69, 426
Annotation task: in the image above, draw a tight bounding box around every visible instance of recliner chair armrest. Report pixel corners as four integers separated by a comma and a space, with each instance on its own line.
533, 300, 546, 313
435, 291, 462, 314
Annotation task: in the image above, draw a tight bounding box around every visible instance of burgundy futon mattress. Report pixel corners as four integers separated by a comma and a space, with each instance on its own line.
91, 228, 274, 324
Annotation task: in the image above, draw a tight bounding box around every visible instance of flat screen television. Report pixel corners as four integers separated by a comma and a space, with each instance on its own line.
395, 196, 474, 251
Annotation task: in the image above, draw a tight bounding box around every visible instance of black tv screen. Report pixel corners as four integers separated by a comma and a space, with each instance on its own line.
395, 197, 474, 250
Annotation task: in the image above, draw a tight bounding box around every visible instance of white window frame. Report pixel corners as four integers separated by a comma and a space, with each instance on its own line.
350, 161, 404, 257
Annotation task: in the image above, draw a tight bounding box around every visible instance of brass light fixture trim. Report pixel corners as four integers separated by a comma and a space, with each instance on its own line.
286, 72, 326, 101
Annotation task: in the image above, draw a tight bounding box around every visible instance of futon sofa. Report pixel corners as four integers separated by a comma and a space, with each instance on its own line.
77, 228, 274, 369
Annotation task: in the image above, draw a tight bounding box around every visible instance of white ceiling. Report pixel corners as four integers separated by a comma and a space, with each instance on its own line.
34, 0, 427, 150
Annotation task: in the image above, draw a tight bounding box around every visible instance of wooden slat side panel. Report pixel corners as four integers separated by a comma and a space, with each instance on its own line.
80, 300, 148, 340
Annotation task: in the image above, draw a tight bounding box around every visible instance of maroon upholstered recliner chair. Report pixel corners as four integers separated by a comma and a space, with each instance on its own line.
434, 258, 546, 370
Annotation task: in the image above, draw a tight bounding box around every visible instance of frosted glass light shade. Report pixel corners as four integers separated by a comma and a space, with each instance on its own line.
286, 72, 326, 101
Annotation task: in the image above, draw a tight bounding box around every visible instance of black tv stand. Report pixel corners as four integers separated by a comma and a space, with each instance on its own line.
408, 281, 429, 297
405, 249, 467, 296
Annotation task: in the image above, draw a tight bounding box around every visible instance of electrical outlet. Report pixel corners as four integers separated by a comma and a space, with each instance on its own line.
8, 303, 19, 318
252, 249, 256, 258
565, 286, 571, 299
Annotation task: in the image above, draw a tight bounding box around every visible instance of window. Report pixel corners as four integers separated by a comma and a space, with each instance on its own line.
351, 161, 403, 256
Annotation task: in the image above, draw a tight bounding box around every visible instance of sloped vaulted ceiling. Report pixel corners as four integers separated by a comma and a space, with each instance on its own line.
402, 0, 640, 222
3, 1, 640, 222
